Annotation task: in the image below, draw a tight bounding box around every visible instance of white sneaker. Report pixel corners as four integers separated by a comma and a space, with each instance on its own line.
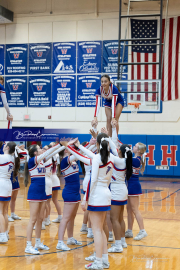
44, 220, 51, 226
108, 233, 114, 242
85, 252, 96, 261
103, 262, 110, 269
134, 231, 147, 241
52, 217, 61, 223
87, 232, 94, 238
121, 242, 127, 248
125, 230, 133, 238
67, 238, 82, 245
25, 245, 40, 255
85, 260, 103, 270
108, 245, 123, 253
80, 227, 88, 234
8, 216, 14, 222
56, 242, 70, 251
35, 242, 49, 251
0, 234, 8, 243
11, 214, 21, 220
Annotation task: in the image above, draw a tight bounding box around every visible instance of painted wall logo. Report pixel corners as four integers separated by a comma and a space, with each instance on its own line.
12, 85, 19, 91
36, 85, 43, 91
86, 83, 92, 88
61, 82, 67, 87
0, 64, 3, 71
61, 49, 67, 54
13, 53, 19, 59
37, 51, 43, 57
86, 48, 93, 53
111, 49, 118, 54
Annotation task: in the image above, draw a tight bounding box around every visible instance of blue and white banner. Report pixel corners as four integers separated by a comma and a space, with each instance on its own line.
0, 45, 5, 75
28, 76, 51, 107
29, 43, 52, 74
6, 44, 28, 75
103, 40, 128, 73
52, 75, 75, 107
53, 42, 76, 74
77, 41, 102, 73
5, 77, 27, 107
77, 75, 100, 107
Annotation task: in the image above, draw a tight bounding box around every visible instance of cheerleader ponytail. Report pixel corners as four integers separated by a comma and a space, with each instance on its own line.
97, 133, 110, 165
120, 144, 132, 180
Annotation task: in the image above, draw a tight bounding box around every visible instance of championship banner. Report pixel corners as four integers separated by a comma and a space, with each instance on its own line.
0, 45, 4, 75
77, 41, 102, 73
5, 77, 27, 107
6, 44, 28, 75
103, 40, 128, 73
52, 75, 75, 107
77, 75, 101, 107
28, 76, 51, 107
29, 43, 52, 74
53, 42, 76, 74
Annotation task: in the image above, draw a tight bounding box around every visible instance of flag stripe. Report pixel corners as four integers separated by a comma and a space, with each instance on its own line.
175, 17, 180, 99
131, 17, 180, 102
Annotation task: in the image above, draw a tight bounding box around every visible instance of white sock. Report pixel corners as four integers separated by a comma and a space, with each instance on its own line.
140, 229, 146, 233
45, 218, 49, 222
102, 254, 109, 263
27, 241, 32, 246
109, 231, 113, 236
11, 212, 15, 216
121, 237, 126, 243
58, 240, 64, 244
35, 238, 41, 245
96, 257, 103, 266
82, 223, 87, 229
48, 215, 50, 220
127, 229, 132, 232
58, 215, 62, 220
115, 240, 121, 246
88, 228, 93, 234
68, 237, 74, 241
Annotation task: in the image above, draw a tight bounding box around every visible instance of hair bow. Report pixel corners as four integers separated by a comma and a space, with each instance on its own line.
125, 147, 132, 159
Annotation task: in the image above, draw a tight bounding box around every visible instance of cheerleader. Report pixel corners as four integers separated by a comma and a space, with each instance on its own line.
0, 76, 13, 121
101, 123, 132, 253
55, 143, 82, 251
65, 134, 114, 270
125, 143, 147, 241
92, 74, 124, 137
49, 142, 63, 223
0, 142, 20, 243
8, 146, 27, 222
24, 143, 65, 254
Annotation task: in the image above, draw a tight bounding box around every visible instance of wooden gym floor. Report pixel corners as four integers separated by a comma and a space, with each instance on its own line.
1, 175, 180, 270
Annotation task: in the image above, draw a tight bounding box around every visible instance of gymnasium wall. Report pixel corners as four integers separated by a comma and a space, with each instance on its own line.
0, 0, 179, 136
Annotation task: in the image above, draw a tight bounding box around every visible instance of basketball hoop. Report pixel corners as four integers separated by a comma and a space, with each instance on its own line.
128, 102, 141, 113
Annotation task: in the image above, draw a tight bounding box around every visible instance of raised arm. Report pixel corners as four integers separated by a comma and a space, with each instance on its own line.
44, 145, 65, 162
79, 144, 95, 159
67, 145, 92, 166
36, 144, 61, 164
0, 91, 11, 116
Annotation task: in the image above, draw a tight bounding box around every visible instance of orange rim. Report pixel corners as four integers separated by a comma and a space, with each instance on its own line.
128, 102, 141, 109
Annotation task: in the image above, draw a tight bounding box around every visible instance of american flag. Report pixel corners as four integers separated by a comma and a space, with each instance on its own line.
131, 17, 180, 102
